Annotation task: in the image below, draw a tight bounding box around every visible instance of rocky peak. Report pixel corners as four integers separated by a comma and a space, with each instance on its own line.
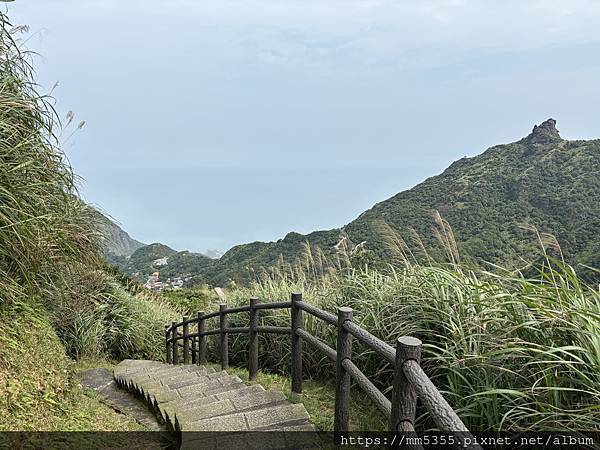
526, 118, 562, 144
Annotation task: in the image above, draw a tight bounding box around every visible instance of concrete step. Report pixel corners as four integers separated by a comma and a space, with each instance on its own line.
182, 402, 310, 431
175, 390, 288, 431
155, 377, 247, 423
159, 383, 267, 423
113, 360, 316, 442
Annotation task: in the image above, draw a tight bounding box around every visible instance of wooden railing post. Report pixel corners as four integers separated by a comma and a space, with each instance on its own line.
183, 315, 190, 365
171, 320, 179, 365
291, 292, 303, 394
334, 307, 353, 433
390, 336, 422, 432
249, 297, 260, 380
219, 304, 229, 370
165, 325, 172, 364
191, 336, 197, 365
198, 311, 206, 365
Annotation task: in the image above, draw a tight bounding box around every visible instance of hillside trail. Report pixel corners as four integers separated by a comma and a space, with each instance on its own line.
82, 360, 317, 449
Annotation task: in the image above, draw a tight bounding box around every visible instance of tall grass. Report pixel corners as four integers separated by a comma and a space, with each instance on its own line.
0, 12, 98, 306
0, 11, 178, 364
52, 275, 179, 361
201, 225, 600, 433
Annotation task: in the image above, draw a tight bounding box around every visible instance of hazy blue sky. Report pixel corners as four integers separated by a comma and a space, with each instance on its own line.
8, 1, 600, 254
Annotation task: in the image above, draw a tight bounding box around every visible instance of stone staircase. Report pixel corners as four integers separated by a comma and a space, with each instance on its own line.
113, 360, 316, 448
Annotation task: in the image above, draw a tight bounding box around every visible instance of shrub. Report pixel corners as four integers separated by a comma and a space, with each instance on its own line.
52, 275, 179, 361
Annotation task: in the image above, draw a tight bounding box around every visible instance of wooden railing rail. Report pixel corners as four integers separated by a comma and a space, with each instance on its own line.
164, 292, 481, 448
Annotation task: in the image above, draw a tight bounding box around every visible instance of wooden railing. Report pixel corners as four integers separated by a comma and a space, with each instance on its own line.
164, 292, 481, 448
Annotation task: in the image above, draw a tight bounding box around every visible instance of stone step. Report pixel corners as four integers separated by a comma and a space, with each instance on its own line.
175, 390, 288, 431
115, 361, 215, 379
121, 367, 218, 391
161, 370, 227, 387
155, 378, 248, 423
113, 360, 315, 441
149, 375, 239, 401
118, 367, 181, 383
148, 374, 242, 403
140, 371, 219, 391
159, 384, 266, 422
183, 402, 310, 431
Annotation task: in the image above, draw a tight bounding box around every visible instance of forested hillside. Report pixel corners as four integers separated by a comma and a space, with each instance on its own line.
109, 242, 213, 284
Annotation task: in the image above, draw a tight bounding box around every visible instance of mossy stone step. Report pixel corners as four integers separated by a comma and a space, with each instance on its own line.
159, 383, 267, 422
181, 402, 309, 431
113, 359, 315, 447
175, 390, 288, 430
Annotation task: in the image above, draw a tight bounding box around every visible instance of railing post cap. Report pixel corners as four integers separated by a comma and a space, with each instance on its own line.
198, 310, 204, 316
338, 306, 353, 313
397, 336, 422, 347
250, 297, 259, 304
291, 292, 302, 300
219, 303, 227, 310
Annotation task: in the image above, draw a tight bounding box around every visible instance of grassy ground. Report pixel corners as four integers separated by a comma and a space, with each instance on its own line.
206, 363, 387, 431
0, 300, 146, 432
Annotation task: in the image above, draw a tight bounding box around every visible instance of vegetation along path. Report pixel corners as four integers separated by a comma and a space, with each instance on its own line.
113, 359, 315, 449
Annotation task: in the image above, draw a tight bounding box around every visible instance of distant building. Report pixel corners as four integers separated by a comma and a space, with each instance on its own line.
153, 257, 169, 267
144, 271, 185, 291
145, 271, 160, 290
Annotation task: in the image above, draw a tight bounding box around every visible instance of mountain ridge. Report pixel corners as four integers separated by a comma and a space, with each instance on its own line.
205, 118, 599, 284
105, 119, 600, 285
92, 208, 145, 257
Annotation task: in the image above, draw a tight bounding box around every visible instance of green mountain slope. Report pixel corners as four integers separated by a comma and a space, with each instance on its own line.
346, 119, 599, 267
129, 243, 177, 270
114, 242, 213, 283
93, 213, 214, 283
204, 119, 599, 284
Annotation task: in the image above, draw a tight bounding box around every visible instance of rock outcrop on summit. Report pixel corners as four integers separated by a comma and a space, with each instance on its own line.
526, 118, 562, 144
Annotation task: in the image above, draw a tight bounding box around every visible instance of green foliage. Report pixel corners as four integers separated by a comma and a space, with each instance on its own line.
160, 284, 219, 315
0, 13, 99, 306
186, 256, 599, 433
0, 299, 145, 431
0, 10, 179, 361
51, 275, 179, 361
0, 11, 180, 431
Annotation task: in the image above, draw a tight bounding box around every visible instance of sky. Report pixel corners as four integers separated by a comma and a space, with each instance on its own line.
7, 1, 600, 254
